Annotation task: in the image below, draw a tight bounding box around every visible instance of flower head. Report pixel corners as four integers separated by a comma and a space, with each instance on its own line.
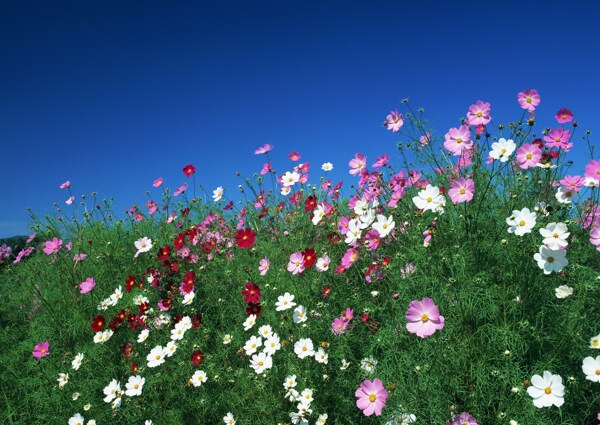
405, 297, 445, 338
489, 138, 516, 162
448, 177, 474, 204
385, 111, 404, 132
33, 341, 50, 358
182, 164, 196, 177
555, 108, 573, 124
466, 100, 491, 126
355, 378, 388, 416
234, 228, 256, 249
254, 144, 272, 154
518, 89, 541, 112
527, 371, 564, 408
79, 277, 96, 294
506, 208, 537, 236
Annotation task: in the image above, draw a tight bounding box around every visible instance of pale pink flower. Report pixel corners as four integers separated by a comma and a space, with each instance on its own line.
516, 144, 542, 169
543, 128, 572, 151
260, 162, 272, 175
584, 159, 600, 181
448, 177, 474, 204
43, 237, 62, 255
405, 297, 445, 338
372, 154, 389, 168
79, 277, 96, 294
254, 144, 272, 154
385, 110, 404, 132
59, 181, 71, 189
258, 258, 270, 276
355, 378, 388, 416
559, 175, 584, 193
444, 125, 472, 156
466, 100, 491, 126
518, 89, 541, 111
173, 182, 188, 196
341, 248, 359, 269
349, 153, 367, 175
65, 196, 75, 205
153, 177, 163, 187
287, 252, 305, 275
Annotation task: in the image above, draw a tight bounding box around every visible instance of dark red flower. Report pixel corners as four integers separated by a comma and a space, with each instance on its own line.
360, 313, 370, 324
327, 232, 341, 245
382, 256, 391, 267
242, 282, 262, 304
234, 228, 256, 249
157, 245, 171, 261
121, 342, 134, 360
181, 207, 190, 217
116, 310, 127, 323
173, 233, 185, 250
322, 285, 331, 298
182, 164, 196, 177
192, 314, 202, 329
139, 302, 149, 313
130, 362, 139, 375
246, 302, 262, 317
224, 201, 234, 210
91, 315, 105, 332
125, 275, 136, 292
302, 248, 316, 268
191, 349, 204, 366
109, 318, 119, 331
304, 195, 317, 212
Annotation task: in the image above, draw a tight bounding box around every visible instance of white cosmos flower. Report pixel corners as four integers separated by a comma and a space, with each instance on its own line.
182, 291, 195, 305
315, 347, 329, 364
412, 184, 444, 212
213, 186, 224, 202
555, 285, 573, 299
527, 371, 565, 408
294, 338, 315, 359
281, 171, 300, 187
371, 214, 395, 238
57, 373, 69, 388
223, 334, 232, 344
165, 341, 177, 357
125, 375, 145, 397
555, 186, 574, 204
138, 329, 150, 343
283, 374, 297, 389
243, 314, 257, 331
68, 413, 85, 425
258, 325, 273, 338
582, 356, 600, 382
264, 334, 281, 355
506, 208, 537, 236
250, 352, 273, 374
134, 237, 153, 258
244, 335, 263, 356
276, 292, 296, 311
534, 245, 568, 274
293, 305, 308, 323
190, 370, 207, 387
316, 414, 328, 424
540, 222, 569, 249
590, 334, 600, 349
170, 322, 187, 341
344, 219, 362, 245
316, 255, 330, 272
72, 353, 84, 371
321, 162, 333, 171
360, 357, 377, 373
489, 138, 516, 162
312, 205, 325, 225
103, 379, 122, 403
223, 412, 236, 425
147, 345, 167, 368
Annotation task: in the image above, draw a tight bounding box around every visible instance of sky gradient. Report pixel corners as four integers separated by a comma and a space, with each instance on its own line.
1, 1, 599, 237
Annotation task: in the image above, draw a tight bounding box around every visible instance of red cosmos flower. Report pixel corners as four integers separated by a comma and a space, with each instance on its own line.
191, 349, 204, 366
181, 207, 190, 217
157, 245, 171, 261
289, 192, 302, 206
109, 318, 120, 331
130, 362, 139, 375
234, 228, 256, 248
224, 201, 234, 210
304, 195, 317, 212
91, 315, 106, 332
242, 282, 262, 304
182, 164, 196, 177
125, 275, 136, 292
173, 233, 185, 250
322, 285, 331, 298
139, 302, 149, 313
121, 342, 134, 360
382, 256, 391, 267
192, 313, 202, 329
246, 302, 262, 317
302, 248, 316, 268
360, 313, 370, 324
327, 232, 341, 245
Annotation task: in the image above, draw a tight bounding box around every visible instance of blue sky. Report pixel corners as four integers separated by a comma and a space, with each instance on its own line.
1, 1, 599, 238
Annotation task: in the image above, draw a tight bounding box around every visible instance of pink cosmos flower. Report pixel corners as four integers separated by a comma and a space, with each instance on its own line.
332, 317, 349, 335
254, 144, 272, 154
372, 154, 389, 168
466, 100, 491, 126
555, 108, 573, 124
59, 181, 71, 189
405, 297, 445, 338
43, 237, 63, 255
444, 125, 472, 156
287, 252, 305, 275
518, 89, 541, 111
385, 110, 404, 132
590, 227, 600, 251
516, 144, 542, 169
153, 177, 163, 187
26, 233, 36, 244
79, 277, 96, 294
544, 128, 572, 151
260, 162, 272, 175
258, 257, 270, 276
364, 230, 381, 251
73, 253, 87, 262
419, 132, 431, 148
173, 182, 188, 196
288, 151, 301, 161
355, 378, 388, 416
560, 175, 584, 193
33, 341, 50, 358
448, 177, 474, 204
584, 159, 600, 181
349, 153, 367, 175
341, 248, 359, 269
475, 124, 485, 135
65, 196, 75, 205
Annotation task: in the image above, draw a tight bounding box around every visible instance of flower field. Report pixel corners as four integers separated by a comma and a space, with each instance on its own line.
2, 90, 600, 424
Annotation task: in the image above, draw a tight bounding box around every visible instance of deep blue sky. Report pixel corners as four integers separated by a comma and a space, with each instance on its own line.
1, 1, 599, 238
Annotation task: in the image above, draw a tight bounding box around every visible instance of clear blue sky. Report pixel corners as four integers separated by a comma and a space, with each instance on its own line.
1, 0, 599, 238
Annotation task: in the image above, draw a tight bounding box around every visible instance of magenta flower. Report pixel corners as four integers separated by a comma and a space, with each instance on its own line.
260, 162, 272, 175
466, 100, 491, 126
448, 177, 474, 204
288, 151, 301, 161
372, 154, 389, 169
349, 153, 367, 175
555, 108, 573, 124
364, 230, 381, 251
560, 175, 584, 193
42, 237, 62, 255
385, 110, 404, 132
584, 159, 600, 181
332, 317, 349, 335
32, 341, 50, 358
518, 89, 541, 111
448, 412, 478, 425
544, 128, 572, 151
173, 182, 188, 196
79, 277, 96, 294
59, 181, 71, 189
153, 177, 163, 187
405, 297, 445, 338
254, 144, 272, 154
341, 248, 359, 268
516, 143, 542, 169
355, 378, 388, 416
444, 125, 472, 156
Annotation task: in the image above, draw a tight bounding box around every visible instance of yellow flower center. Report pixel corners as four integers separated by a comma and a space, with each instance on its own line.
456, 138, 463, 144
155, 355, 161, 360
459, 188, 466, 194
518, 220, 526, 226
477, 111, 482, 117
547, 257, 554, 263
421, 314, 429, 322
544, 387, 552, 394
426, 197, 432, 203
553, 233, 559, 238
593, 340, 599, 347
526, 97, 532, 103
369, 394, 377, 402
134, 384, 139, 389
595, 369, 600, 375
258, 361, 264, 366
526, 153, 532, 159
